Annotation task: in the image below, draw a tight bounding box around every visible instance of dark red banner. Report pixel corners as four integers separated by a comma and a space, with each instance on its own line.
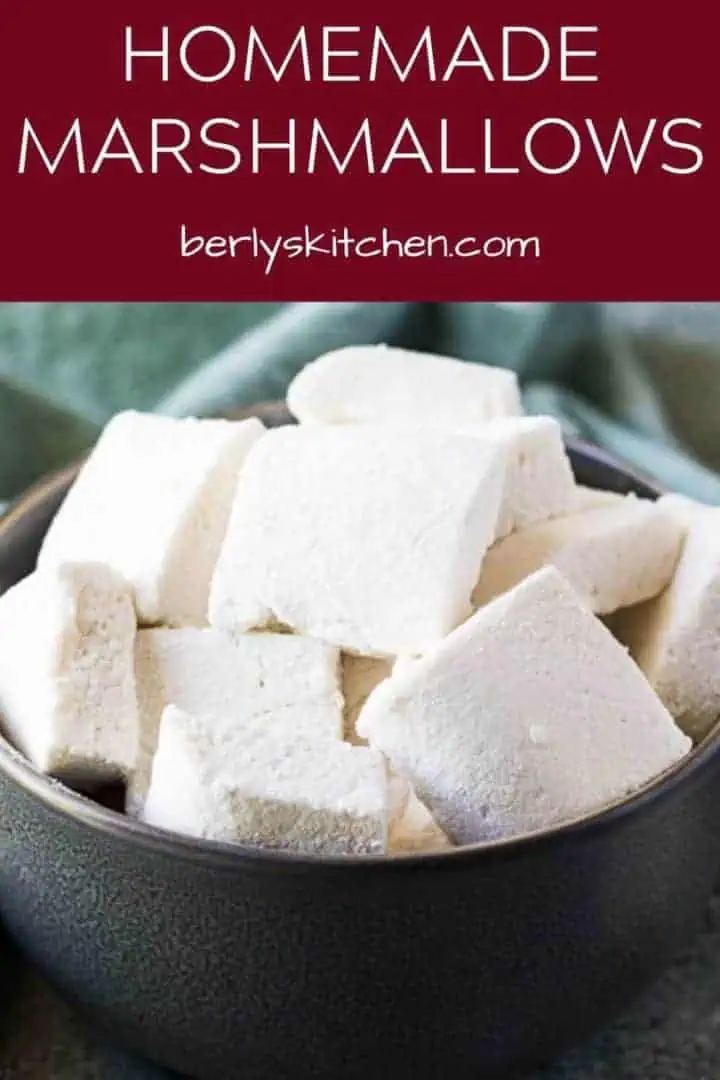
0, 2, 715, 299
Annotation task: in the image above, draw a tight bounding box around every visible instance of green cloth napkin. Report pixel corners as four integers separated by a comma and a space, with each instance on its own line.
0, 301, 719, 504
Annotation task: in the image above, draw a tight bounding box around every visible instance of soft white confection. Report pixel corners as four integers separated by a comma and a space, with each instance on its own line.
143, 705, 389, 855
287, 345, 523, 429
357, 567, 690, 845
130, 628, 343, 813
341, 654, 393, 743
478, 417, 578, 540
614, 494, 720, 740
38, 411, 265, 627
209, 424, 507, 657
0, 563, 138, 779
472, 494, 684, 616
572, 485, 626, 512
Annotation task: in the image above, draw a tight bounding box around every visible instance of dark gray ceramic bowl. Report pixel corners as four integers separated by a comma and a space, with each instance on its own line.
0, 403, 719, 1080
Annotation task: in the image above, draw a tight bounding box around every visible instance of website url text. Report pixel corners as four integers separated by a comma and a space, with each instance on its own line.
180, 225, 541, 275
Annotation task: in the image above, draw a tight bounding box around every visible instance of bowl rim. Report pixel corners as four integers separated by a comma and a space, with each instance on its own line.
0, 422, 717, 874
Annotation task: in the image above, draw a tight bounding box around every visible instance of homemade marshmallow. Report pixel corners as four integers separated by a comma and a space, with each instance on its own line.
357, 567, 691, 845
573, 485, 627, 512
209, 424, 507, 657
143, 705, 389, 855
288, 349, 573, 541
472, 494, 684, 615
0, 563, 138, 779
478, 416, 578, 540
130, 628, 343, 812
614, 494, 720, 740
287, 345, 524, 429
37, 411, 265, 627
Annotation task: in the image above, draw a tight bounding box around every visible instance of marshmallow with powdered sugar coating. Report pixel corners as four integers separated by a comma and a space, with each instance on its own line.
478, 416, 577, 540
572, 485, 626, 512
209, 423, 507, 657
0, 562, 138, 780
287, 345, 523, 429
38, 411, 265, 627
130, 628, 343, 813
472, 493, 685, 615
614, 493, 720, 740
357, 566, 691, 845
143, 705, 389, 855
287, 351, 574, 539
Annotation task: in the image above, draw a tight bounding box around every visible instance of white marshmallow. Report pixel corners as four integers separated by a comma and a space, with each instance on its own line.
38, 411, 265, 627
287, 349, 572, 540
209, 424, 507, 657
131, 628, 343, 813
472, 494, 684, 616
573, 485, 626, 512
287, 345, 523, 429
143, 705, 389, 855
341, 654, 393, 743
477, 417, 577, 540
0, 563, 138, 780
614, 494, 720, 740
358, 567, 690, 845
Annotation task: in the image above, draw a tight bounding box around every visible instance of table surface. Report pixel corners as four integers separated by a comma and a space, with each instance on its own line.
2, 895, 720, 1080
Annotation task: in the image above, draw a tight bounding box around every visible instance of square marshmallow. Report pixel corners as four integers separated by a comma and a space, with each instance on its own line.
0, 563, 138, 779
130, 628, 343, 812
614, 494, 720, 740
287, 349, 573, 540
357, 567, 690, 845
472, 494, 684, 615
209, 424, 507, 657
143, 705, 389, 855
572, 485, 626, 512
37, 411, 265, 627
477, 417, 578, 540
287, 345, 523, 429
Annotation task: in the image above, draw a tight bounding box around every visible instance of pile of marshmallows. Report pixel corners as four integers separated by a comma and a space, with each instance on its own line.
0, 345, 716, 857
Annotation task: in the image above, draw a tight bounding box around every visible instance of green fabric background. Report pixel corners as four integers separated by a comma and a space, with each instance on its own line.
1, 301, 719, 504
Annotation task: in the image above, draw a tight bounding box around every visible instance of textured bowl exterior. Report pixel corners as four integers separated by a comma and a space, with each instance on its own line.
0, 405, 719, 1080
